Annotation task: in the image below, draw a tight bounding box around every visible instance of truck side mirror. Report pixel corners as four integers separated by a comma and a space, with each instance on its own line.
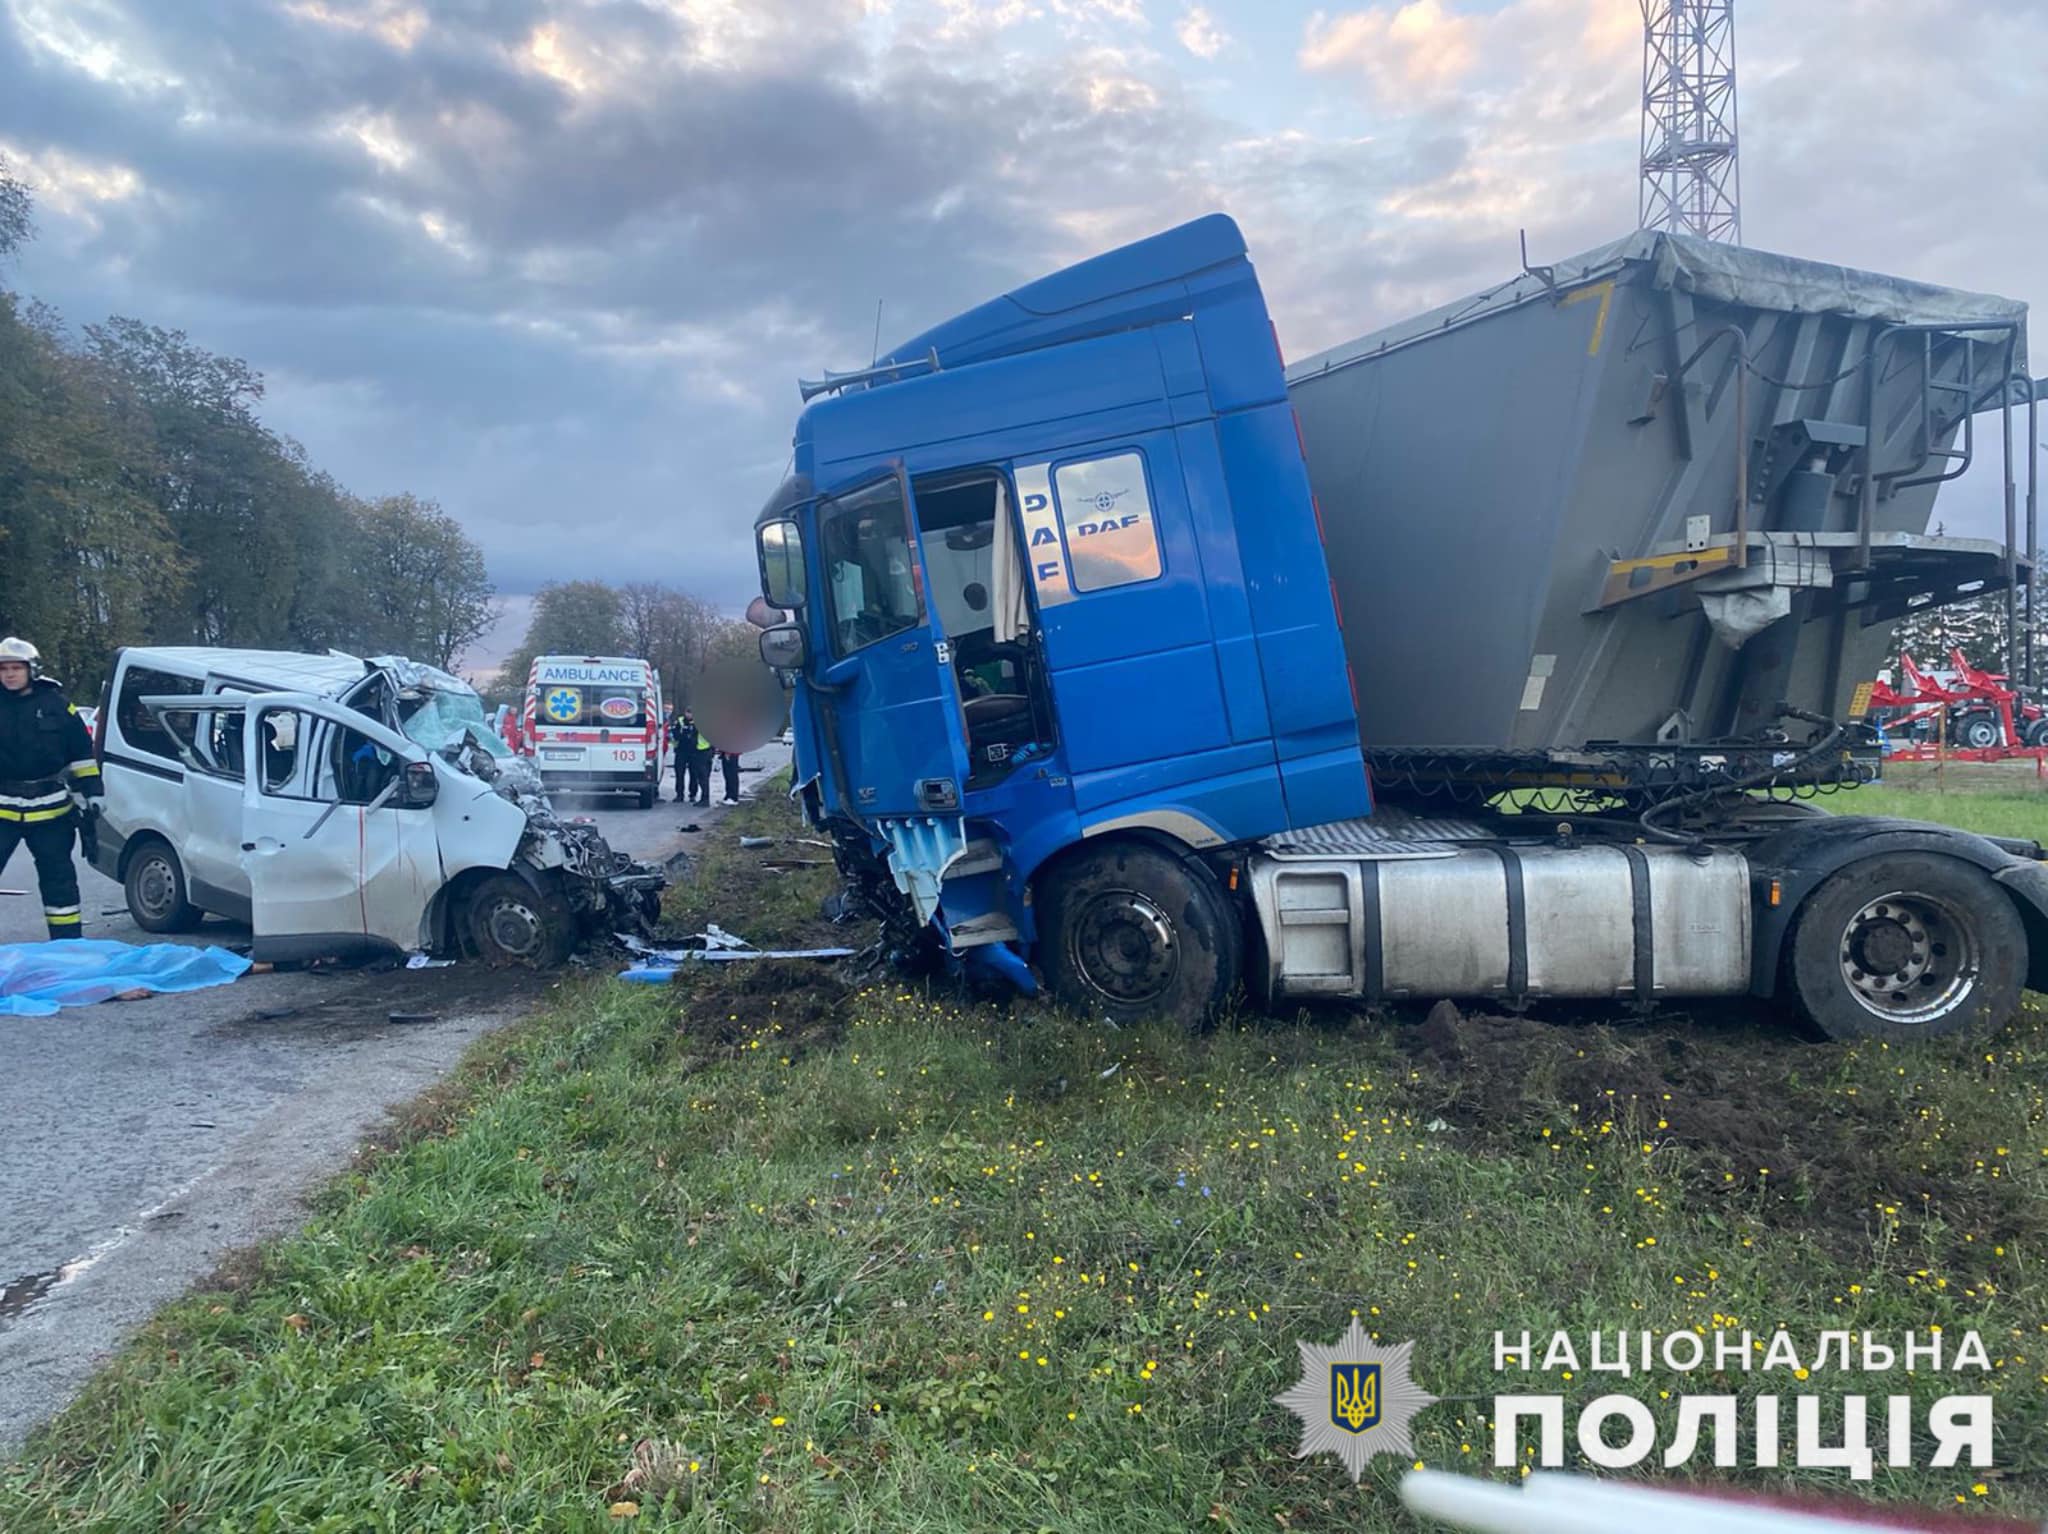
759, 624, 807, 672
400, 760, 439, 808
758, 520, 807, 610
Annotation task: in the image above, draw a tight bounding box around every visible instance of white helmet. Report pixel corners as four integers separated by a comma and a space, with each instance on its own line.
0, 637, 39, 668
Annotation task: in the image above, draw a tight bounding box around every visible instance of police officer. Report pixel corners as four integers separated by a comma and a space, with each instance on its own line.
0, 638, 100, 939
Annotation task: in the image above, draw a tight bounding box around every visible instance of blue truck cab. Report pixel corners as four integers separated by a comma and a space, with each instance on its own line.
753, 214, 1368, 1014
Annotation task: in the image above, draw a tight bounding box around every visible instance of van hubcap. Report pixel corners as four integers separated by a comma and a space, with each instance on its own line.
135, 856, 176, 918
1072, 890, 1178, 1005
1839, 892, 1978, 1023
482, 896, 546, 958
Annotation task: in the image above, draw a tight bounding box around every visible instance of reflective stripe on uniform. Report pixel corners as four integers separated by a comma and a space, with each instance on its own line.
67, 759, 100, 778
45, 909, 83, 925
0, 792, 67, 809
0, 804, 71, 822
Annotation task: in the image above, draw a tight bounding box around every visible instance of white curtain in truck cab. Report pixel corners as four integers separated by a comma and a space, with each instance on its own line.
991, 478, 1028, 646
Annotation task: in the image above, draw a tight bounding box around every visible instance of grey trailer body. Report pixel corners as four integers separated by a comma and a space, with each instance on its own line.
1286, 231, 2030, 754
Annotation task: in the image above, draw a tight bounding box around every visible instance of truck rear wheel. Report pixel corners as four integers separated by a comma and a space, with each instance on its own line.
466, 874, 574, 967
1037, 842, 1240, 1028
1788, 854, 2025, 1042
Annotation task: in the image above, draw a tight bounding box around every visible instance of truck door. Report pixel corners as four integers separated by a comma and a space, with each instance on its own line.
813, 467, 972, 824
1011, 431, 1257, 833
239, 695, 444, 960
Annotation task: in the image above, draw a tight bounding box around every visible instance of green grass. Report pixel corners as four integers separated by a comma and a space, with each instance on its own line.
1831, 787, 2048, 842
3, 789, 2046, 1530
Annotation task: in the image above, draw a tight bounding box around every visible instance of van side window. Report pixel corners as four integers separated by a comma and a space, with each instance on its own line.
820, 478, 923, 655
253, 708, 308, 796
114, 667, 201, 761
1052, 452, 1162, 592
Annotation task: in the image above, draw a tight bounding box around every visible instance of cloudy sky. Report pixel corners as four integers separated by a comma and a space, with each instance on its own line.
3, 0, 2043, 669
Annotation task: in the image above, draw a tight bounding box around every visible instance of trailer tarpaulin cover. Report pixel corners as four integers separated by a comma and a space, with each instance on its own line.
1291, 230, 2028, 380
0, 939, 252, 1017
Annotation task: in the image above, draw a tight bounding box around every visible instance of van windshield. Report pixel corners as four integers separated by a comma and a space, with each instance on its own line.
400, 688, 511, 760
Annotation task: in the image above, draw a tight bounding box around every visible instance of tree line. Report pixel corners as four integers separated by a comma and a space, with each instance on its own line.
488, 579, 761, 710
0, 157, 496, 698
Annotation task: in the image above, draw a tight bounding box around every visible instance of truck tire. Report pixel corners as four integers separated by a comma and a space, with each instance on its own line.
1953, 711, 2001, 750
465, 874, 575, 967
1788, 854, 2025, 1042
124, 838, 202, 933
2026, 717, 2048, 749
1037, 842, 1240, 1028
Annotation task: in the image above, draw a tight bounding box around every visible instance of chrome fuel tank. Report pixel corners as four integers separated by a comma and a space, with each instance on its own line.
1248, 832, 1752, 1004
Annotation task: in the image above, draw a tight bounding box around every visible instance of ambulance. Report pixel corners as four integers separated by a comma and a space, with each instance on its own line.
522, 655, 665, 807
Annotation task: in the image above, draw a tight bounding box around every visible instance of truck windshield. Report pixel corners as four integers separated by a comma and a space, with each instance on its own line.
820, 478, 922, 654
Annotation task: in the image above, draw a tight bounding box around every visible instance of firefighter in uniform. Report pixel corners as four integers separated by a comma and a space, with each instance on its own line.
0, 638, 100, 939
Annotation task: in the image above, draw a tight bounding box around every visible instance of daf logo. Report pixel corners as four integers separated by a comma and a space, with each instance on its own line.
1090, 488, 1129, 513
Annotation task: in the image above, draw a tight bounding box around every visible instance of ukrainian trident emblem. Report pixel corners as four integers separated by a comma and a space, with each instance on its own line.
1331, 1362, 1379, 1432
1275, 1318, 1435, 1482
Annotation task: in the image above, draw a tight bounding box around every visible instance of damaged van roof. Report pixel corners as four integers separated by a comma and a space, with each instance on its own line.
123, 648, 479, 701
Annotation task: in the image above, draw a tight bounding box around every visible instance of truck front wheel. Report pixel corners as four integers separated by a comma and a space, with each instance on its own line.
1788, 854, 2025, 1042
466, 874, 575, 967
1037, 842, 1240, 1028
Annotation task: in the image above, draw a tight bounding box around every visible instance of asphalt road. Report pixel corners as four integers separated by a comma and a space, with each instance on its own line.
0, 740, 790, 1453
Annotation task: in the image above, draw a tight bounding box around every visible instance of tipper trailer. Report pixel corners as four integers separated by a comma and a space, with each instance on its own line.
752, 216, 2048, 1040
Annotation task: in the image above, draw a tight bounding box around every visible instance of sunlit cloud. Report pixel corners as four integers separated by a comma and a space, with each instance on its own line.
1175, 5, 1225, 58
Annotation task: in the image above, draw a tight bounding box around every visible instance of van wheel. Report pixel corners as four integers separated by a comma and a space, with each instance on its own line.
125, 839, 202, 933
638, 782, 658, 810
1788, 855, 2025, 1042
465, 874, 574, 967
1037, 842, 1240, 1028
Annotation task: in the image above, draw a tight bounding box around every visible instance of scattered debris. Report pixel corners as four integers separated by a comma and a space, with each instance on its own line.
387, 1011, 438, 1025
617, 924, 853, 981
738, 836, 776, 849
405, 953, 456, 970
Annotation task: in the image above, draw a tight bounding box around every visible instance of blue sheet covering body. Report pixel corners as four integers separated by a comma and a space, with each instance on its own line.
0, 940, 252, 1017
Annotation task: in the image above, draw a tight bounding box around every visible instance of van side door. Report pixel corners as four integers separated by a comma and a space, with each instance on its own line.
238, 695, 445, 961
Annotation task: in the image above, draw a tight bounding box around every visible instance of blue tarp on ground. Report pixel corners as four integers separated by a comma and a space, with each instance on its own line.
0, 940, 252, 1017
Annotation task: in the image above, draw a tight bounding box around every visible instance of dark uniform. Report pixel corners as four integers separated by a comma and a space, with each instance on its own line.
0, 677, 101, 939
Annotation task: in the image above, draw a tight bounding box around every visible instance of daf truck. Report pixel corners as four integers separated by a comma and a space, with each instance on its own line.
751, 215, 2048, 1041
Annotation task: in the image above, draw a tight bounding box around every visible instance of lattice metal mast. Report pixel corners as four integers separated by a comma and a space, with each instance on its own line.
1639, 0, 1741, 243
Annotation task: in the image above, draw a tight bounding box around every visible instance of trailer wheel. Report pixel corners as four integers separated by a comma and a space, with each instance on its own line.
465, 874, 574, 967
1037, 842, 1240, 1028
1953, 711, 2002, 751
1789, 855, 2025, 1042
